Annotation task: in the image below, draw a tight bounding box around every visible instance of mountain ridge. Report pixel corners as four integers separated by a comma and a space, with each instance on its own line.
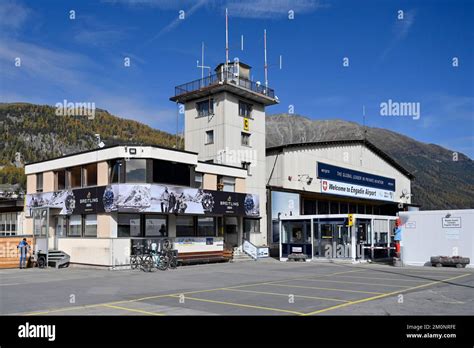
0, 103, 472, 210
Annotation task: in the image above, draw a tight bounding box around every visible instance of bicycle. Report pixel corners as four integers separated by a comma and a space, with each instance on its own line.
131, 244, 152, 271
144, 242, 169, 271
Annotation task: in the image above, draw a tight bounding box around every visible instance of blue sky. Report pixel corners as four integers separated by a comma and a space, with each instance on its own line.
1, 0, 473, 157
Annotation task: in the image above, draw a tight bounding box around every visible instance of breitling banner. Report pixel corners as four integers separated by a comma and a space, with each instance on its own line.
26, 184, 260, 217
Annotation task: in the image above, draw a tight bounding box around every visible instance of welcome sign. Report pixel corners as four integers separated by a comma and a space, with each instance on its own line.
318, 162, 396, 202
318, 162, 396, 192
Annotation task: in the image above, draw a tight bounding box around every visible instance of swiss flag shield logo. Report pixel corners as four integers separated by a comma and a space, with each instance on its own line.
322, 180, 328, 191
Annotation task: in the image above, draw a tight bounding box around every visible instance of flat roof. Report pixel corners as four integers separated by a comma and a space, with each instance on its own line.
266, 139, 415, 180
25, 144, 197, 166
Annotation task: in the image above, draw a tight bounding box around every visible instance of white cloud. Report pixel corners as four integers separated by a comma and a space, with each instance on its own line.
224, 0, 327, 19
0, 0, 30, 32
379, 9, 417, 62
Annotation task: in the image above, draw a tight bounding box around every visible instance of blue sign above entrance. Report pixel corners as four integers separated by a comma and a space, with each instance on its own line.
317, 162, 396, 192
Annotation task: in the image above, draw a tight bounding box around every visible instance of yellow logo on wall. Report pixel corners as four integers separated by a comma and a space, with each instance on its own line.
243, 118, 249, 131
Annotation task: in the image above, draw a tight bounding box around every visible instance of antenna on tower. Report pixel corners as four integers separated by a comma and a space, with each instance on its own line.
197, 42, 210, 86
225, 8, 229, 72
264, 29, 268, 89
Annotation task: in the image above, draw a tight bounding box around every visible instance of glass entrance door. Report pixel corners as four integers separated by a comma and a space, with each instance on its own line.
317, 220, 351, 259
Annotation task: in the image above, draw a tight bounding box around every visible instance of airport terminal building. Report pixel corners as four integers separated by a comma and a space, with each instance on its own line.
22, 61, 415, 267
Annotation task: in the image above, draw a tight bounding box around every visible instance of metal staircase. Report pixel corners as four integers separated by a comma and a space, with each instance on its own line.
47, 250, 70, 268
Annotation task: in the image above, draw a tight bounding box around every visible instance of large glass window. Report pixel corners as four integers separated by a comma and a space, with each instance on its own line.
126, 159, 146, 183
197, 217, 216, 236
196, 99, 214, 117
145, 215, 167, 237
153, 159, 190, 186
176, 216, 195, 237
69, 166, 82, 188
36, 173, 43, 192
281, 220, 311, 244
0, 213, 18, 236
118, 214, 141, 237
84, 214, 97, 237
84, 163, 97, 187
68, 215, 82, 237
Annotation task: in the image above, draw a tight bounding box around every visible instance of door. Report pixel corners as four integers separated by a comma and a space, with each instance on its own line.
55, 216, 67, 250
224, 217, 238, 248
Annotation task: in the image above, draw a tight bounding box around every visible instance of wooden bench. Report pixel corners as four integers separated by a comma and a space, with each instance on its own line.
178, 251, 230, 265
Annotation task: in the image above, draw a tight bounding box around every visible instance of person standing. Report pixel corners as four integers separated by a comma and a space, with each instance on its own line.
17, 238, 31, 269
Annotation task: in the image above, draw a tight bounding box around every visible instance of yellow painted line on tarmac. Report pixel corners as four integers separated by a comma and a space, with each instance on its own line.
283, 278, 411, 288
221, 288, 350, 303
16, 267, 365, 316
268, 283, 384, 295
102, 304, 164, 316
302, 273, 471, 316
168, 295, 304, 315
331, 275, 430, 283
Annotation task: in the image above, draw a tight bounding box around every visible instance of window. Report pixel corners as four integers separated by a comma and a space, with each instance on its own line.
357, 204, 366, 214
340, 202, 349, 214
196, 99, 214, 117
84, 163, 97, 187
56, 216, 67, 237
145, 215, 167, 237
349, 203, 357, 214
176, 216, 195, 237
69, 166, 82, 188
205, 130, 214, 144
153, 159, 190, 186
84, 215, 97, 237
244, 218, 260, 234
192, 172, 203, 189
0, 213, 18, 236
238, 100, 252, 117
36, 173, 43, 192
118, 214, 141, 237
56, 170, 66, 190
303, 199, 317, 215
126, 159, 146, 183
197, 217, 216, 236
241, 132, 251, 146
68, 215, 82, 237
109, 159, 122, 183
318, 201, 329, 214
221, 176, 235, 192
330, 202, 339, 214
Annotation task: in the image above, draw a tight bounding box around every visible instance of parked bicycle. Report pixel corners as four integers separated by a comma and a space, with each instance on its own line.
130, 243, 152, 271
142, 239, 179, 272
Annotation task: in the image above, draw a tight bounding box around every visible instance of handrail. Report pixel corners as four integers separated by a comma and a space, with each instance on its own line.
174, 71, 275, 99
242, 239, 258, 260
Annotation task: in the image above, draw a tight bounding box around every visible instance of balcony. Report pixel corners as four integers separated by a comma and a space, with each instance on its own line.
171, 71, 277, 104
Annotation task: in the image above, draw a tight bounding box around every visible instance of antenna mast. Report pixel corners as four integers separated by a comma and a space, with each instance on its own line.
197, 42, 210, 86
264, 29, 268, 88
225, 8, 229, 72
